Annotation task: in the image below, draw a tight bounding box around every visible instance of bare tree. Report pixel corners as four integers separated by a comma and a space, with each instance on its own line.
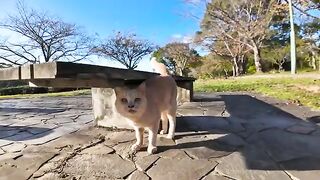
93, 32, 155, 70
195, 30, 250, 76
0, 2, 93, 66
263, 45, 289, 72
152, 48, 177, 74
197, 0, 281, 72
285, 0, 320, 19
152, 42, 201, 76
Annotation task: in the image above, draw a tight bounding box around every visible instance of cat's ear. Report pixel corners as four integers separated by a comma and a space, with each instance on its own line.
114, 87, 123, 95
137, 82, 146, 93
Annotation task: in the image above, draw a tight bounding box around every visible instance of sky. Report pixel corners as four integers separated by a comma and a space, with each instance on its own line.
0, 0, 204, 72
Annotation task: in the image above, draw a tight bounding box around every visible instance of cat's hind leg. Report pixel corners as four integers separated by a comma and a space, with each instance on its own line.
160, 112, 168, 135
166, 108, 177, 139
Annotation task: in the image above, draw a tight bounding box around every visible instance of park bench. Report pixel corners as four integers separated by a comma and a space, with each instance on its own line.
0, 62, 195, 128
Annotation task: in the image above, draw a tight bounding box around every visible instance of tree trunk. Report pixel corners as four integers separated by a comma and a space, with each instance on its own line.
232, 65, 236, 77
223, 69, 228, 79
311, 56, 316, 70
178, 68, 183, 76
310, 51, 317, 70
232, 57, 239, 77
278, 64, 282, 72
318, 56, 320, 72
128, 59, 132, 69
126, 64, 134, 69
238, 55, 247, 75
252, 45, 263, 73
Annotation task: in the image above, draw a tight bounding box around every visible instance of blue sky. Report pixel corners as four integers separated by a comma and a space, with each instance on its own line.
0, 0, 204, 71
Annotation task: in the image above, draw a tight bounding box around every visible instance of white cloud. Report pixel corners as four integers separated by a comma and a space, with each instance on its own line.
186, 0, 202, 4
170, 34, 194, 44
181, 35, 193, 43
186, 0, 211, 4
171, 34, 183, 39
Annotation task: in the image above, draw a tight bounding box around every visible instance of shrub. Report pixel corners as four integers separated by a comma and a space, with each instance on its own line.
0, 81, 27, 88
196, 55, 233, 79
247, 66, 256, 74
0, 86, 49, 96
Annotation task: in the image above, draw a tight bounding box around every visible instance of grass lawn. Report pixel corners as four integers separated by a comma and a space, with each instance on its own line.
0, 89, 91, 99
195, 74, 320, 110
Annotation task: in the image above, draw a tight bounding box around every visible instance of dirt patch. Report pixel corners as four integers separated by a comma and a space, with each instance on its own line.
295, 85, 320, 93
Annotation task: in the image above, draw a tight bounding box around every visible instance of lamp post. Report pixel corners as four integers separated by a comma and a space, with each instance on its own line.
288, 0, 297, 74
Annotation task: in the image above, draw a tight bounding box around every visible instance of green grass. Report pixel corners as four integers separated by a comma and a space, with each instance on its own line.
0, 89, 91, 99
0, 86, 48, 96
195, 76, 320, 110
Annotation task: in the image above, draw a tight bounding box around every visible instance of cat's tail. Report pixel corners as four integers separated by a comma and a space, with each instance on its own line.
150, 57, 169, 76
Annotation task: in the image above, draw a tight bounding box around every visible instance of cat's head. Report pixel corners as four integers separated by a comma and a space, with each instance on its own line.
114, 83, 147, 119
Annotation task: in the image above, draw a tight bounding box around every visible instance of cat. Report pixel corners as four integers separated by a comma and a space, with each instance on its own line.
114, 57, 177, 154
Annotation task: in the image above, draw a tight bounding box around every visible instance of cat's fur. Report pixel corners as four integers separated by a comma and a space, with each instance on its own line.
114, 58, 177, 154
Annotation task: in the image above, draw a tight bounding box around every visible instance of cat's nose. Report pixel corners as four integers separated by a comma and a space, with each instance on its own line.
128, 104, 134, 108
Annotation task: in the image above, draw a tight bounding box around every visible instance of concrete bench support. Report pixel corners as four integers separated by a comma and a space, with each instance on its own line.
91, 80, 193, 128
91, 88, 130, 128
177, 81, 193, 103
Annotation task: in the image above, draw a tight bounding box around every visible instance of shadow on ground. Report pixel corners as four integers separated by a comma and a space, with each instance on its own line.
0, 107, 66, 142
0, 107, 65, 114
159, 94, 320, 171
0, 125, 53, 141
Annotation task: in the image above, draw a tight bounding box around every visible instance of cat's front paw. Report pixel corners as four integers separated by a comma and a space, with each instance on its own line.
147, 145, 157, 154
131, 143, 142, 152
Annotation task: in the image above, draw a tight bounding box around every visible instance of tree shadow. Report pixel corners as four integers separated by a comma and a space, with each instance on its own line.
0, 107, 66, 142
159, 93, 320, 171
0, 125, 54, 141
308, 116, 320, 123
0, 107, 66, 114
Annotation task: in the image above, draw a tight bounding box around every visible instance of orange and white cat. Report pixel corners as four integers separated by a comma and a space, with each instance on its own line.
114, 57, 177, 154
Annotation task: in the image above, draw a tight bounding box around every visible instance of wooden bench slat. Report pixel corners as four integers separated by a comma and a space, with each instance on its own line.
0, 62, 195, 88
0, 66, 21, 80
54, 62, 159, 80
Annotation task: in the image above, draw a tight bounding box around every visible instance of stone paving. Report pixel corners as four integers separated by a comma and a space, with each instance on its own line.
0, 93, 320, 180
0, 96, 94, 154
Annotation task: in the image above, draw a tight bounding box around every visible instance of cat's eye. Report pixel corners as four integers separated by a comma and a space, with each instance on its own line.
121, 98, 127, 103
135, 98, 141, 102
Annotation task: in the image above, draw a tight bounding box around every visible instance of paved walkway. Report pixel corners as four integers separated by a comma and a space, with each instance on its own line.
0, 93, 320, 180
0, 96, 94, 152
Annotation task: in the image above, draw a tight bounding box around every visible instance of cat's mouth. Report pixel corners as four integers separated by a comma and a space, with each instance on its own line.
128, 109, 136, 113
